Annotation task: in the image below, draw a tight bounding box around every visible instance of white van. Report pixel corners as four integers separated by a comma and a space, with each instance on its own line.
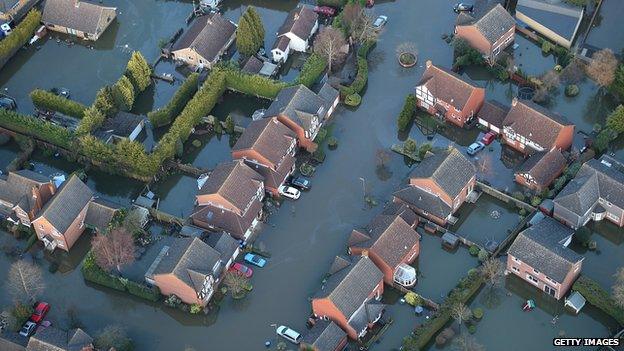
276, 325, 302, 344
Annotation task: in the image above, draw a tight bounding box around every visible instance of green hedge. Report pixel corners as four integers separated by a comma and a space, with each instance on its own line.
294, 53, 327, 87
0, 10, 41, 62
573, 275, 624, 326
223, 66, 286, 99
148, 73, 199, 127
125, 279, 160, 302
340, 41, 374, 97
397, 94, 416, 131
0, 109, 74, 148
30, 89, 87, 118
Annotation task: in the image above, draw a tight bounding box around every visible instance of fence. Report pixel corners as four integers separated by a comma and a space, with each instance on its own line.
476, 181, 536, 212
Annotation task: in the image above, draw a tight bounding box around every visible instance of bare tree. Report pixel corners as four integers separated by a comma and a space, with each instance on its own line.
345, 6, 380, 44
586, 49, 618, 90
396, 42, 418, 59
481, 258, 504, 288
451, 302, 472, 333
541, 70, 561, 91
223, 271, 249, 298
453, 334, 485, 351
560, 58, 586, 85
8, 260, 45, 303
314, 27, 347, 73
91, 228, 135, 273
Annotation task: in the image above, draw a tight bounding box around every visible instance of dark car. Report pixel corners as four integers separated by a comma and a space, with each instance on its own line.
0, 96, 16, 110
289, 176, 311, 190
453, 3, 473, 13
30, 302, 50, 324
481, 131, 497, 145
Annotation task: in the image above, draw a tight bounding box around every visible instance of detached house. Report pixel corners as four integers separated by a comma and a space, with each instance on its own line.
312, 255, 385, 340
300, 320, 348, 351
0, 0, 38, 22
42, 0, 117, 41
265, 83, 339, 152
393, 147, 477, 226
146, 237, 222, 306
191, 160, 264, 240
271, 5, 318, 63
93, 111, 145, 145
515, 149, 567, 192
26, 326, 94, 351
554, 156, 624, 229
348, 208, 420, 287
232, 117, 297, 197
507, 216, 583, 299
500, 98, 574, 154
415, 61, 485, 127
455, 3, 515, 65
171, 12, 236, 69
477, 100, 509, 134
0, 170, 55, 227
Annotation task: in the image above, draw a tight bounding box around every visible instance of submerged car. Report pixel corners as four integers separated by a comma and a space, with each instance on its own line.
19, 321, 37, 337
289, 176, 311, 190
466, 142, 485, 155
244, 253, 266, 267
229, 262, 253, 278
276, 325, 302, 344
30, 302, 50, 323
0, 96, 16, 110
278, 185, 301, 200
373, 15, 387, 28
453, 3, 474, 13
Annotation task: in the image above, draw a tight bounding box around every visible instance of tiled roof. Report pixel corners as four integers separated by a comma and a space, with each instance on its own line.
393, 186, 453, 220
42, 0, 116, 35
94, 111, 144, 141
0, 170, 50, 212
272, 36, 291, 51
301, 320, 346, 351
409, 147, 476, 200
242, 56, 264, 74
36, 175, 93, 234
84, 198, 118, 231
277, 5, 318, 39
456, 4, 515, 44
204, 232, 239, 263
172, 12, 236, 62
508, 216, 581, 283
317, 82, 340, 112
192, 197, 262, 239
233, 117, 296, 166
477, 100, 509, 129
503, 99, 573, 150
517, 149, 567, 188
349, 301, 385, 334
417, 62, 481, 110
197, 160, 263, 212
26, 326, 92, 351
265, 85, 326, 131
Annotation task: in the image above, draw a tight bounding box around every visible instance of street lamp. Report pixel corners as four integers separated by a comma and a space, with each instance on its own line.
359, 177, 366, 200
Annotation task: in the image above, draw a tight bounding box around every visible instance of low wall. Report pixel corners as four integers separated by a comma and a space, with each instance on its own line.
476, 181, 536, 212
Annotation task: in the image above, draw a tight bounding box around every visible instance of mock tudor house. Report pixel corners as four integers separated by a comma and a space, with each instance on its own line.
515, 149, 567, 192
393, 147, 477, 226
348, 208, 420, 287
476, 99, 509, 134
312, 255, 385, 341
507, 216, 583, 300
145, 237, 223, 306
271, 5, 318, 63
232, 117, 297, 197
554, 156, 624, 229
415, 61, 485, 127
454, 3, 515, 65
41, 0, 117, 41
300, 320, 348, 351
26, 326, 94, 351
171, 12, 236, 69
0, 170, 56, 227
500, 98, 574, 154
191, 160, 264, 240
265, 83, 339, 152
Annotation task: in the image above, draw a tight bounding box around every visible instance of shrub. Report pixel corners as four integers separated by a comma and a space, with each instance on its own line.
191, 139, 202, 148
148, 73, 199, 127
0, 109, 74, 148
541, 40, 553, 54
594, 129, 617, 152
344, 93, 361, 106
223, 66, 286, 99
468, 325, 477, 334
478, 248, 489, 262
190, 304, 203, 314
314, 127, 328, 143
294, 53, 327, 87
573, 275, 624, 325
405, 291, 422, 306
10, 302, 34, 332
404, 138, 417, 154
93, 86, 117, 117
225, 114, 235, 134
574, 227, 591, 247
473, 307, 484, 320
30, 89, 87, 118
397, 94, 416, 131
327, 136, 338, 149
530, 196, 542, 207
0, 10, 41, 63
419, 143, 432, 159
512, 191, 525, 202
469, 245, 480, 256
565, 84, 580, 97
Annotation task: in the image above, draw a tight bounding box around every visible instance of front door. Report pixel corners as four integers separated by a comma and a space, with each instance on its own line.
544, 285, 556, 297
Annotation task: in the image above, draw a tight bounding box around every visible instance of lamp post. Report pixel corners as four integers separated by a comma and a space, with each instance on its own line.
359, 177, 366, 202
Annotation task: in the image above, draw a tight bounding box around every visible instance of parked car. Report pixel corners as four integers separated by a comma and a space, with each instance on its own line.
481, 131, 497, 145
0, 96, 16, 110
229, 262, 253, 278
278, 185, 301, 200
373, 15, 387, 28
276, 325, 302, 344
453, 3, 474, 13
30, 302, 50, 323
313, 6, 336, 16
19, 321, 37, 337
244, 253, 266, 267
466, 142, 485, 155
289, 176, 311, 190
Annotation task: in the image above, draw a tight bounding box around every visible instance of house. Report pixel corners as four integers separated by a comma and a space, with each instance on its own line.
93, 111, 145, 144
145, 237, 222, 306
312, 255, 384, 340
265, 84, 338, 152
26, 326, 94, 351
477, 100, 509, 134
415, 61, 485, 127
515, 0, 584, 49
271, 5, 318, 62
515, 149, 567, 192
204, 232, 240, 270
393, 147, 477, 226
191, 160, 264, 240
317, 81, 340, 119
500, 98, 574, 154
231, 117, 297, 196
0, 0, 38, 22
0, 170, 56, 227
454, 3, 515, 65
506, 216, 583, 299
554, 156, 624, 229
300, 320, 348, 351
41, 0, 117, 41
32, 175, 117, 252
241, 56, 279, 78
171, 12, 236, 69
348, 209, 421, 287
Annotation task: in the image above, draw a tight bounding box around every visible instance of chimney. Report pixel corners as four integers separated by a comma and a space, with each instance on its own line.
74, 0, 80, 8
511, 97, 518, 106
361, 250, 369, 258
425, 60, 432, 68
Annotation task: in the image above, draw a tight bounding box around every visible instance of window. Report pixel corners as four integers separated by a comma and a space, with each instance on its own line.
533, 268, 540, 275
511, 266, 519, 273
512, 256, 521, 264
526, 274, 538, 285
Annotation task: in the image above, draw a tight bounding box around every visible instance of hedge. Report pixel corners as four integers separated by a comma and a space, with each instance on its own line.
397, 94, 416, 131
148, 73, 199, 127
30, 89, 87, 118
0, 10, 41, 65
0, 109, 74, 148
572, 275, 624, 326
294, 53, 327, 87
340, 41, 375, 97
224, 67, 286, 99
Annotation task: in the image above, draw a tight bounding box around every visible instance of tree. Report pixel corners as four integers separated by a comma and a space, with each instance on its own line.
481, 258, 504, 288
586, 49, 618, 91
223, 271, 249, 298
541, 70, 560, 91
76, 106, 106, 135
453, 335, 485, 351
112, 75, 136, 111
91, 228, 136, 273
7, 260, 45, 303
560, 58, 586, 85
606, 105, 624, 134
403, 138, 417, 154
93, 86, 117, 117
236, 6, 265, 57
345, 5, 379, 44
376, 149, 390, 168
95, 325, 133, 351
452, 302, 471, 333
610, 64, 624, 101
225, 114, 235, 135
594, 129, 617, 152
126, 51, 152, 93
314, 27, 347, 73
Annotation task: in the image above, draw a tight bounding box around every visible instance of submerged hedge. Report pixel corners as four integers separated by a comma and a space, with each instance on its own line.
573, 275, 624, 326
30, 89, 87, 118
340, 40, 375, 97
0, 109, 74, 148
148, 73, 199, 127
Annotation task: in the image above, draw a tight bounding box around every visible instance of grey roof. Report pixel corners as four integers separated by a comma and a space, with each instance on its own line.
409, 147, 476, 199
0, 170, 50, 212
36, 175, 93, 234
204, 232, 239, 263
393, 186, 453, 220
477, 100, 509, 129
381, 202, 419, 226
242, 56, 263, 74
349, 301, 385, 334
555, 156, 624, 216
277, 5, 318, 39
272, 35, 291, 51
94, 111, 144, 141
508, 216, 581, 283
197, 160, 263, 212
26, 326, 92, 351
516, 149, 567, 188
232, 117, 296, 166
152, 237, 221, 293
516, 0, 583, 42
314, 256, 383, 320
84, 198, 118, 231
566, 291, 586, 309
172, 12, 236, 62
503, 99, 573, 150
42, 0, 116, 36
265, 84, 326, 131
417, 62, 482, 110
0, 0, 38, 21
301, 320, 346, 351
192, 195, 263, 239
318, 82, 340, 111
456, 4, 515, 44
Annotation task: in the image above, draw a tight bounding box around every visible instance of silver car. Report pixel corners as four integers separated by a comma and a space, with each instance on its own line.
373, 15, 387, 28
